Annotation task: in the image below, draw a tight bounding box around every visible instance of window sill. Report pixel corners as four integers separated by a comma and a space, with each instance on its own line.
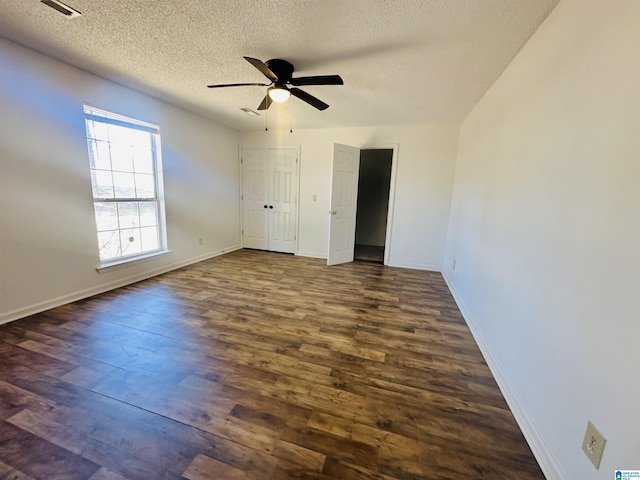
96, 250, 172, 273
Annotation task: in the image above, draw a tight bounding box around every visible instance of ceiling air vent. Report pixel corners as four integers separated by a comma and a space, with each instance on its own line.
40, 0, 81, 18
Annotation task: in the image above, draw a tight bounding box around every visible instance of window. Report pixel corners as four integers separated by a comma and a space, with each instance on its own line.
84, 105, 167, 266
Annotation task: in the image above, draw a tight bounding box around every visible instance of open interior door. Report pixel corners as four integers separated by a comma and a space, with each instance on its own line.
327, 143, 360, 265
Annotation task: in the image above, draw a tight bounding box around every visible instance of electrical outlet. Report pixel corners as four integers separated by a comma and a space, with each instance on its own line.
198, 237, 203, 245
452, 259, 456, 270
582, 421, 606, 469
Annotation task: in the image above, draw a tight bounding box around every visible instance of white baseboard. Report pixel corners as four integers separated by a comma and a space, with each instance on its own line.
292, 253, 441, 271
0, 245, 242, 326
441, 272, 564, 480
295, 251, 327, 259
387, 261, 441, 272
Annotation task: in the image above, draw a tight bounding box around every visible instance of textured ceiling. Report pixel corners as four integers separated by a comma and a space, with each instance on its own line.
0, 0, 559, 131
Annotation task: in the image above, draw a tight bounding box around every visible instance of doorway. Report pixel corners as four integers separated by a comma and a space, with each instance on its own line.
354, 149, 393, 264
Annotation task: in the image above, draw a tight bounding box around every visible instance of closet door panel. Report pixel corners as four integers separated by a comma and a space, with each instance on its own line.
241, 148, 298, 253
268, 148, 298, 253
242, 149, 269, 250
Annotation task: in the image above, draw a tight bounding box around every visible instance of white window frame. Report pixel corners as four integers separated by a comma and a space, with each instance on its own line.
83, 105, 168, 269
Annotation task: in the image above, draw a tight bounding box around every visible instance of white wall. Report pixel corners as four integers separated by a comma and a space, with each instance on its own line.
241, 125, 459, 269
0, 38, 241, 323
443, 1, 640, 478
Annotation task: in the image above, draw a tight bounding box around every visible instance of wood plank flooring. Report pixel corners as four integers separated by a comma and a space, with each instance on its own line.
0, 249, 545, 479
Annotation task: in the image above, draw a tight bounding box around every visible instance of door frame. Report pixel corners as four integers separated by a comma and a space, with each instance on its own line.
359, 143, 399, 266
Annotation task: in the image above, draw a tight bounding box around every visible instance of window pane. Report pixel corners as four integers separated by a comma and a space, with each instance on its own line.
117, 202, 139, 229
129, 128, 148, 143
94, 202, 118, 231
141, 226, 160, 251
110, 141, 134, 172
135, 173, 156, 198
97, 230, 121, 261
120, 228, 142, 257
108, 123, 134, 144
91, 170, 114, 199
132, 139, 154, 174
112, 172, 136, 198
87, 120, 109, 141
139, 202, 158, 227
97, 140, 112, 170
88, 139, 111, 170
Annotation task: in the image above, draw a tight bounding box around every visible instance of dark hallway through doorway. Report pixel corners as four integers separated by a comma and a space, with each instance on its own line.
354, 148, 393, 264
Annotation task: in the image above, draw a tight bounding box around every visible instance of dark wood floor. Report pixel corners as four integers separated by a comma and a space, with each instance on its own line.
0, 249, 544, 480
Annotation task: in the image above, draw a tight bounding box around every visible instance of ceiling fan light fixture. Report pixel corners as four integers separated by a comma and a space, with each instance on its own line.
268, 86, 290, 103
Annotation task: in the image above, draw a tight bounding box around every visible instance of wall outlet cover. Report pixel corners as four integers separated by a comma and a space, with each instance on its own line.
581, 420, 606, 469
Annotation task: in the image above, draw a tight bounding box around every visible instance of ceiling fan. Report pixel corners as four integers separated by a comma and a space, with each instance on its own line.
207, 57, 343, 111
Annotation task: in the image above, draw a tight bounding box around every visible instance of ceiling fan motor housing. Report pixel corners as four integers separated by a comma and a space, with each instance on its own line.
265, 59, 294, 83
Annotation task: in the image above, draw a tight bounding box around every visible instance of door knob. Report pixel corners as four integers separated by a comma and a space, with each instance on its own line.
330, 210, 337, 215
263, 204, 268, 208
269, 205, 274, 209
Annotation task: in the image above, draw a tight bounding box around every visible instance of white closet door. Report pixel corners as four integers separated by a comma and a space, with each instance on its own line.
241, 148, 298, 253
242, 149, 269, 250
268, 148, 298, 253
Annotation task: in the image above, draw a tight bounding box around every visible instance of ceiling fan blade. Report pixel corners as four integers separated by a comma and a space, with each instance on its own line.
290, 88, 329, 110
207, 82, 268, 88
289, 75, 344, 86
257, 94, 273, 110
244, 56, 278, 82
